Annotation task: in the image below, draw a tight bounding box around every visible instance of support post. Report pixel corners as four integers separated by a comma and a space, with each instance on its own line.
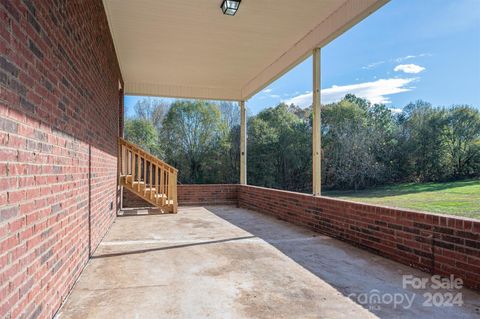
240, 101, 247, 185
312, 48, 321, 196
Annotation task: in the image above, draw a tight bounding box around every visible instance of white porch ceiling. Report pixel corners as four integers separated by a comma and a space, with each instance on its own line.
103, 0, 388, 101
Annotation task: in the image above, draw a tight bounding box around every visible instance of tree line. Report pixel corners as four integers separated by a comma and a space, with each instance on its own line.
124, 95, 480, 193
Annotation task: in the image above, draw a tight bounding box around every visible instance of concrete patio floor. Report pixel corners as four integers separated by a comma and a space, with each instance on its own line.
56, 206, 480, 319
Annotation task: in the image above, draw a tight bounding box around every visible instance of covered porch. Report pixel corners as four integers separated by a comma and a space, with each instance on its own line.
2, 0, 479, 318
66, 0, 480, 316
57, 205, 480, 318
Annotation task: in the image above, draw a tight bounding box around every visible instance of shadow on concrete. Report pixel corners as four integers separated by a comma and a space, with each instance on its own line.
91, 235, 256, 259
206, 205, 480, 319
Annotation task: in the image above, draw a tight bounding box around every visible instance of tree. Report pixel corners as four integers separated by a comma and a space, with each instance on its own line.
444, 106, 480, 177
322, 97, 385, 190
132, 97, 170, 132
218, 101, 240, 129
248, 103, 311, 192
124, 94, 480, 191
217, 102, 241, 183
124, 119, 161, 156
399, 101, 449, 181
367, 103, 400, 181
161, 100, 226, 183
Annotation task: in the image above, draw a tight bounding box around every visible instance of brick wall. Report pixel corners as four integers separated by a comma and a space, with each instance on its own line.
123, 184, 239, 208
122, 184, 239, 208
177, 184, 239, 206
122, 187, 152, 208
0, 1, 122, 318
237, 185, 480, 290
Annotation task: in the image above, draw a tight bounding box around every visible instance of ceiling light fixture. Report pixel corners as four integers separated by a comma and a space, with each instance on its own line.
221, 0, 241, 16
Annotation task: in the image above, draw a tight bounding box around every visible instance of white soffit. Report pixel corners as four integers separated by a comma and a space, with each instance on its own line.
103, 0, 388, 101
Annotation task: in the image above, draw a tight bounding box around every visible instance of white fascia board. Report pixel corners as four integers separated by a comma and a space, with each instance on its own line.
240, 0, 389, 101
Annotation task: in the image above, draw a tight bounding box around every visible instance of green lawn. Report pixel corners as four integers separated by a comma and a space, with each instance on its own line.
324, 179, 480, 219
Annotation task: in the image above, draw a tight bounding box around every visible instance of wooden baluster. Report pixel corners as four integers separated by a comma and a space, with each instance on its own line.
160, 167, 165, 206
128, 150, 131, 181
167, 170, 170, 205
175, 172, 178, 212
172, 171, 177, 213
125, 146, 129, 176
156, 165, 159, 204
124, 146, 127, 176
171, 170, 175, 206
145, 159, 148, 195
137, 153, 141, 192
167, 170, 171, 205
128, 149, 131, 176
171, 170, 174, 206
143, 157, 147, 196
125, 147, 128, 176
131, 150, 134, 178
131, 151, 135, 187
149, 161, 153, 200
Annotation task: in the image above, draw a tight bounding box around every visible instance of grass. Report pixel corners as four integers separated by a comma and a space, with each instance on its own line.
324, 179, 480, 219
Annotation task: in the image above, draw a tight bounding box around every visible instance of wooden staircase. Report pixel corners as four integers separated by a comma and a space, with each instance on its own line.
118, 137, 178, 213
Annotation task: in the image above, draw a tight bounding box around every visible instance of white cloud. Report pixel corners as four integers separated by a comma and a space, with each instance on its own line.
394, 64, 426, 74
262, 88, 272, 93
284, 92, 312, 108
395, 53, 431, 62
395, 55, 416, 63
269, 94, 280, 98
362, 61, 385, 70
283, 78, 416, 107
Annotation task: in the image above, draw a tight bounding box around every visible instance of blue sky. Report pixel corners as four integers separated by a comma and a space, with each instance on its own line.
125, 0, 480, 116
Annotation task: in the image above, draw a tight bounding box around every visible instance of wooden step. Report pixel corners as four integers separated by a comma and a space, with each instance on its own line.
118, 137, 178, 213
121, 182, 173, 209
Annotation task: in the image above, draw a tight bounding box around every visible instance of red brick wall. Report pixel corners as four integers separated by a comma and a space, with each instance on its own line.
237, 185, 480, 290
122, 184, 239, 208
178, 184, 239, 206
0, 1, 122, 318
122, 187, 152, 208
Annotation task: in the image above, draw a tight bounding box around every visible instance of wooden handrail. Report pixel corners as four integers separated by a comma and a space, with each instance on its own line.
119, 137, 178, 172
118, 137, 178, 213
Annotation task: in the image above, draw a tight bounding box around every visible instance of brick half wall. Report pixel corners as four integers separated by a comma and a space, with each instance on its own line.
237, 185, 480, 290
122, 187, 153, 208
122, 184, 239, 208
178, 184, 239, 206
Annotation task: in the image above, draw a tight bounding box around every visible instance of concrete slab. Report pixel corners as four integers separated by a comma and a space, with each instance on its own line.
56, 206, 480, 319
